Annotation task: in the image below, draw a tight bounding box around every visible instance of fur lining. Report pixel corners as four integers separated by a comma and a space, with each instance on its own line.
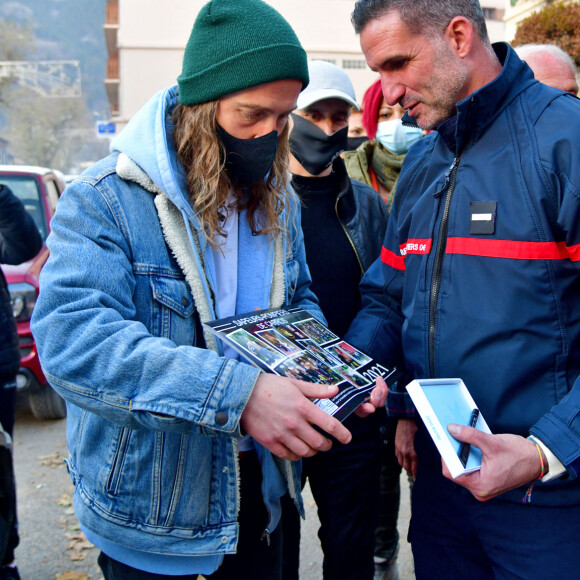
116, 153, 218, 351
116, 152, 284, 350
154, 193, 219, 353
116, 153, 161, 195
270, 236, 285, 309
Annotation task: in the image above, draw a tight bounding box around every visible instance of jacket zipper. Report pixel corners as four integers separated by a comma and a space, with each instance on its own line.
261, 528, 272, 546
335, 196, 364, 275
428, 156, 461, 377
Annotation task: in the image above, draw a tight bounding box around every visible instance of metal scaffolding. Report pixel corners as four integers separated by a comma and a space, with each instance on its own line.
0, 60, 81, 98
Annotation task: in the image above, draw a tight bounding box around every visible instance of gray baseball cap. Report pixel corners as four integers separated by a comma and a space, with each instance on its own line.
297, 60, 359, 110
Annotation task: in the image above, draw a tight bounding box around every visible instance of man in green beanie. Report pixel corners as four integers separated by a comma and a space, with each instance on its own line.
31, 0, 388, 578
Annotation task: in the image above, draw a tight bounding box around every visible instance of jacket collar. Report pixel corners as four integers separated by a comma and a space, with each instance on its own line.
437, 42, 537, 154
333, 157, 357, 224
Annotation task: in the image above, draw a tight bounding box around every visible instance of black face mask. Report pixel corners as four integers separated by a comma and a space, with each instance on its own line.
217, 124, 278, 184
289, 113, 348, 176
346, 136, 368, 151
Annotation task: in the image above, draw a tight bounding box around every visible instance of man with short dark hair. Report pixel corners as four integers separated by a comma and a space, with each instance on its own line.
346, 0, 580, 577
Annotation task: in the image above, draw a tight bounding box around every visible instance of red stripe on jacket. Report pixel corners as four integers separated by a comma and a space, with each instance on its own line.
380, 237, 580, 270
381, 246, 406, 270
446, 238, 580, 261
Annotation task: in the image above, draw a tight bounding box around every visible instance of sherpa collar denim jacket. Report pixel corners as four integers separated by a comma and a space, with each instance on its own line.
31, 86, 323, 556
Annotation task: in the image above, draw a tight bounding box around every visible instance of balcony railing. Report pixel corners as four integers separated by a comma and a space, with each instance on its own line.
107, 56, 119, 80
106, 0, 119, 25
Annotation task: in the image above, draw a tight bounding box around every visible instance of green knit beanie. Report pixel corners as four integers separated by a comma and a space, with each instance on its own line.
177, 0, 309, 105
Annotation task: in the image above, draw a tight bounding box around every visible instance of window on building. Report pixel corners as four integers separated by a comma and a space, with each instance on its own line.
482, 8, 496, 20
342, 59, 367, 69
317, 58, 336, 65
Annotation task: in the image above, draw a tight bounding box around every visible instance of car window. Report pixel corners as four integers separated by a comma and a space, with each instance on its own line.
0, 175, 48, 240
44, 179, 60, 213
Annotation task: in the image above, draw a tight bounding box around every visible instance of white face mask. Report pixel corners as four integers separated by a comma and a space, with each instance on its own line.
375, 118, 424, 155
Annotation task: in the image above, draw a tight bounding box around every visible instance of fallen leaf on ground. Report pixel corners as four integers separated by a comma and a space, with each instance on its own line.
55, 572, 88, 580
67, 539, 94, 551
56, 493, 72, 507
38, 451, 65, 467
66, 530, 95, 561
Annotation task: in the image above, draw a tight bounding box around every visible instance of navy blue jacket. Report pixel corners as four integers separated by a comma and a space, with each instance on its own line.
346, 43, 580, 505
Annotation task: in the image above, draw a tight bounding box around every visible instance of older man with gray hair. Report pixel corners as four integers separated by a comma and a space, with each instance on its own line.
515, 43, 578, 95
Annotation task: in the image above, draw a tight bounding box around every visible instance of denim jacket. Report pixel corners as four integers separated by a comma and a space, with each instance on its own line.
31, 86, 323, 556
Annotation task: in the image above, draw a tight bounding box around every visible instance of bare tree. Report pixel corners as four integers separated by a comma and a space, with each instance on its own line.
5, 88, 91, 169
0, 21, 33, 104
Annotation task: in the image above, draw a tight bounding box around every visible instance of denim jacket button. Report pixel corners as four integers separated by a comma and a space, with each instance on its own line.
181, 296, 189, 307
220, 536, 228, 544
215, 411, 228, 426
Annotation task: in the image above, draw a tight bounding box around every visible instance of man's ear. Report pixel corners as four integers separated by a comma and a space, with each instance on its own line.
444, 16, 474, 59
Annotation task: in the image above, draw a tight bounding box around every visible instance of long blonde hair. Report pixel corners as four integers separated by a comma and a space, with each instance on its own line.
171, 102, 292, 247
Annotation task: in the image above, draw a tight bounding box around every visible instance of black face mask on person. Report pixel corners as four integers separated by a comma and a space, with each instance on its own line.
289, 113, 348, 176
346, 136, 368, 151
217, 124, 278, 184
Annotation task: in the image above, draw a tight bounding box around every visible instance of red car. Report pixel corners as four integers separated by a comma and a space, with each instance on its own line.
0, 165, 67, 419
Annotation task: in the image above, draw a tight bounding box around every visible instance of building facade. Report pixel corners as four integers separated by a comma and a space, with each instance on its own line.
104, 0, 507, 130
504, 0, 577, 41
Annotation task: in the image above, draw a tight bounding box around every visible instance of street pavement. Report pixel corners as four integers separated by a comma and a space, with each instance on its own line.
12, 401, 414, 579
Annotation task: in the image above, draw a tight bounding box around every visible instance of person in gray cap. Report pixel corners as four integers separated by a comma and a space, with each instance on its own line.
282, 60, 390, 580
30, 2, 388, 579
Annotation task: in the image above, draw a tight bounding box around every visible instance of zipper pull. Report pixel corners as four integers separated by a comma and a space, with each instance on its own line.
261, 528, 271, 546
433, 157, 459, 197
445, 157, 459, 179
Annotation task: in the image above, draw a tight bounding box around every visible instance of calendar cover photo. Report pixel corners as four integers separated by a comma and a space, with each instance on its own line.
204, 306, 400, 422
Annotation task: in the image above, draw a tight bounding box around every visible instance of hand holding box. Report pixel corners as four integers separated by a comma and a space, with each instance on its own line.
405, 378, 492, 478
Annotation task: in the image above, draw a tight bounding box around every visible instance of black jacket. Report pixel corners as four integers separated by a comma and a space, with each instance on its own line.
292, 158, 388, 336
0, 184, 43, 379
336, 161, 388, 273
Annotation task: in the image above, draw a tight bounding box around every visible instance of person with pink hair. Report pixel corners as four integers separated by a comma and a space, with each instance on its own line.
344, 78, 423, 213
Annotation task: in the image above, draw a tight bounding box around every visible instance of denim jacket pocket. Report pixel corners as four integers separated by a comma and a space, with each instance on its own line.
100, 425, 212, 529
150, 275, 196, 344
